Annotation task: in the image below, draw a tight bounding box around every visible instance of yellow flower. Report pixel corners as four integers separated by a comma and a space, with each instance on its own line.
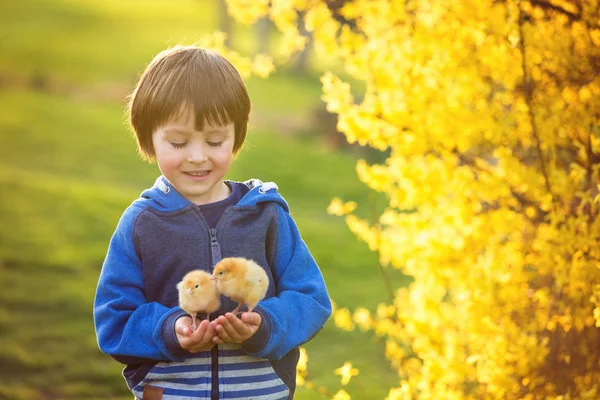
224, 0, 600, 397
333, 308, 355, 331
334, 362, 359, 385
297, 347, 308, 372
386, 387, 409, 400
295, 372, 305, 386
251, 54, 275, 78
332, 389, 351, 400
328, 198, 357, 216
225, 0, 269, 24
353, 307, 373, 331
321, 72, 353, 113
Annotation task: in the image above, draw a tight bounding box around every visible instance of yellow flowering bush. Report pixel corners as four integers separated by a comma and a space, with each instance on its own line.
335, 362, 360, 385
218, 0, 600, 398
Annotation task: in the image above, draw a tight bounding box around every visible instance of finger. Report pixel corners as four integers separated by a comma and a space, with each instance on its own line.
212, 335, 224, 345
221, 315, 246, 341
241, 312, 261, 327
225, 313, 252, 338
211, 316, 226, 333
175, 317, 193, 336
226, 312, 246, 327
200, 322, 215, 343
190, 320, 208, 340
177, 326, 191, 336
214, 323, 233, 343
179, 337, 192, 350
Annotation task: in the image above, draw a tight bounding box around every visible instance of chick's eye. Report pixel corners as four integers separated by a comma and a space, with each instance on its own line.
195, 284, 199, 288
219, 271, 224, 275
207, 141, 223, 147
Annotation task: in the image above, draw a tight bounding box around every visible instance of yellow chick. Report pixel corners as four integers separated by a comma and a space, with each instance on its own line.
177, 270, 220, 331
211, 257, 269, 314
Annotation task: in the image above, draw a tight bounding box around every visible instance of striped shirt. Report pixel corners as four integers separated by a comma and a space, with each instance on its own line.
132, 343, 290, 399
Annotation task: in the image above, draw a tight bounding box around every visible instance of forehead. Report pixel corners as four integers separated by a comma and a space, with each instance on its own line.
163, 103, 233, 133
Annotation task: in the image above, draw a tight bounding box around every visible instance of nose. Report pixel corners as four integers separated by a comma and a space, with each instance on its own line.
186, 142, 208, 164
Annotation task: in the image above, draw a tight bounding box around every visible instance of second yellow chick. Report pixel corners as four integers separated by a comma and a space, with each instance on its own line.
211, 257, 269, 314
177, 270, 221, 331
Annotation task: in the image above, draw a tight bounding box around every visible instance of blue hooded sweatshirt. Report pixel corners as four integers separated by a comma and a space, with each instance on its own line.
93, 177, 332, 400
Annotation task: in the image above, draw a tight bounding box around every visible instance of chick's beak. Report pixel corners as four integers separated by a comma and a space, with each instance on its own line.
187, 288, 193, 295
209, 276, 217, 281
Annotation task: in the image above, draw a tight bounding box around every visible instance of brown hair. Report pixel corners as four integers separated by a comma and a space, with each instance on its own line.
128, 46, 251, 161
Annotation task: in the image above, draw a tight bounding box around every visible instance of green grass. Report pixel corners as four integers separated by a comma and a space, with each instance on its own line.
0, 0, 218, 85
0, 1, 405, 399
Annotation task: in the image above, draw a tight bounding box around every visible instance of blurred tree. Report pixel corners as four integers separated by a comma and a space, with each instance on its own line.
256, 17, 271, 54
292, 11, 312, 73
218, 0, 232, 47
220, 0, 600, 399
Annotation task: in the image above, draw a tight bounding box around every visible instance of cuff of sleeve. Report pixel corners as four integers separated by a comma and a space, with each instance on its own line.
161, 308, 191, 361
241, 306, 272, 355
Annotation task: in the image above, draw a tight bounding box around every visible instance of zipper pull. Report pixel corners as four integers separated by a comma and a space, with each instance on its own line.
209, 228, 222, 267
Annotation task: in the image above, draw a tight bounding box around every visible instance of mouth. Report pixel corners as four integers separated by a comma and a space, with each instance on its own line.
184, 170, 210, 179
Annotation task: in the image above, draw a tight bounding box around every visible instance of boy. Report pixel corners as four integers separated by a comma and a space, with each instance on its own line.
93, 46, 332, 400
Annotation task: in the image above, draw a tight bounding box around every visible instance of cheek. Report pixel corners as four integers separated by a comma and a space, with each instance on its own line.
215, 152, 233, 167
155, 147, 183, 171
213, 143, 234, 166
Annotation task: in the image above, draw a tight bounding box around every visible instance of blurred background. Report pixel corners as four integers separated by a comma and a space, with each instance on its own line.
0, 0, 404, 398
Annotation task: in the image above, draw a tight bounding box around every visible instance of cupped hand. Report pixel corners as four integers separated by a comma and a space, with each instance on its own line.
176, 316, 216, 353
211, 312, 262, 345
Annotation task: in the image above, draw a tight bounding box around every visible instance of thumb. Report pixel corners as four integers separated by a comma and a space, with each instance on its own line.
176, 325, 190, 336
242, 312, 261, 326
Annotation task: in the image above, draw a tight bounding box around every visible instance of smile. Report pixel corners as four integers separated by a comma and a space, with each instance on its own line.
184, 171, 211, 180
185, 171, 210, 176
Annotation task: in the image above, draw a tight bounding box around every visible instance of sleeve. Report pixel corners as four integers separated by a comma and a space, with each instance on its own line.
241, 205, 332, 360
93, 206, 190, 364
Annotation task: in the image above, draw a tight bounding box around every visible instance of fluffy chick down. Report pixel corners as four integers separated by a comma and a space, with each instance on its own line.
211, 257, 269, 314
177, 270, 221, 330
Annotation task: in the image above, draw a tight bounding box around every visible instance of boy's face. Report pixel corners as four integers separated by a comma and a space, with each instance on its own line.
152, 104, 235, 205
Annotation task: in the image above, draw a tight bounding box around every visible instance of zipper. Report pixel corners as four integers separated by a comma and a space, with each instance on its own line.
195, 208, 230, 269
195, 207, 231, 400
211, 346, 219, 400
209, 228, 222, 266
208, 224, 221, 400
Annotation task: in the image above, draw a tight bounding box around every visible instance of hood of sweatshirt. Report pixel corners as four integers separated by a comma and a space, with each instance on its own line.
135, 176, 289, 213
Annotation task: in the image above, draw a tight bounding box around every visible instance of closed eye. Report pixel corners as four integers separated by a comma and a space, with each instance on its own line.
170, 141, 187, 149
207, 141, 223, 147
